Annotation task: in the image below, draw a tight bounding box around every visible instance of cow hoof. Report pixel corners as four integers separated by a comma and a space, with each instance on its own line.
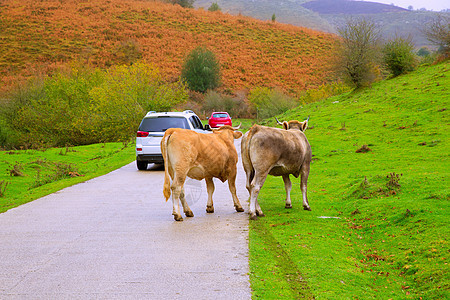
285, 204, 293, 209
250, 214, 258, 220
303, 206, 312, 211
235, 206, 244, 212
185, 211, 194, 217
173, 214, 183, 221
206, 206, 214, 213
256, 211, 265, 217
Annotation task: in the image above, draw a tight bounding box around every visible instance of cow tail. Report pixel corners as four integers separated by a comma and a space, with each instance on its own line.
162, 131, 172, 202
242, 125, 258, 184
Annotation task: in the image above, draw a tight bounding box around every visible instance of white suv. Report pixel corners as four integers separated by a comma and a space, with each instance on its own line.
135, 110, 209, 170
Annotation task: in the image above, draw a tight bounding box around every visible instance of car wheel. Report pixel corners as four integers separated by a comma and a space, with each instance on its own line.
136, 160, 148, 171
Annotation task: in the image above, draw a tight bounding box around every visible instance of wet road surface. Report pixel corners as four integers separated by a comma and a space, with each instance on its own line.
0, 141, 251, 299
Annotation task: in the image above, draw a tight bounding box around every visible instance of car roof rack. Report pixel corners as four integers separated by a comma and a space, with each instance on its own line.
183, 110, 194, 114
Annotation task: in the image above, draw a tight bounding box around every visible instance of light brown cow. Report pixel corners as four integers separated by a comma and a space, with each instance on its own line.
241, 117, 312, 220
161, 125, 244, 221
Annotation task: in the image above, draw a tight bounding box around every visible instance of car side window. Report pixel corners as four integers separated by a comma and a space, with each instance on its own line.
189, 116, 203, 129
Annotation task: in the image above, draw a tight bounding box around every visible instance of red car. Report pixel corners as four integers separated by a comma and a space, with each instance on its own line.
208, 112, 232, 128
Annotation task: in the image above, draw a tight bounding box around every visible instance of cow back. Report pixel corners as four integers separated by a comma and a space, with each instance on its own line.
166, 128, 239, 182
243, 125, 311, 178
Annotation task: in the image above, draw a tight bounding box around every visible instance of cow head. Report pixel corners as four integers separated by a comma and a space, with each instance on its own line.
212, 124, 243, 139
275, 116, 309, 132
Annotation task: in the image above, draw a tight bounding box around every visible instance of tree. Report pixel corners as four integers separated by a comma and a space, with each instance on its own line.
422, 14, 450, 58
272, 13, 276, 22
168, 0, 195, 8
337, 17, 382, 88
181, 46, 221, 93
208, 2, 221, 12
383, 36, 416, 77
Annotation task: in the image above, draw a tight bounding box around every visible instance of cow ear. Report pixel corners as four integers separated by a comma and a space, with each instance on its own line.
301, 120, 308, 132
233, 131, 243, 139
283, 121, 289, 130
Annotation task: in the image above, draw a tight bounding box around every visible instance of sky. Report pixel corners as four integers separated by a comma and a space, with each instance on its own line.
362, 0, 449, 11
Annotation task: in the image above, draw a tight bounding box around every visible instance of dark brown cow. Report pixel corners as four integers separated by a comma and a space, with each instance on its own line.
161, 125, 244, 221
241, 117, 312, 220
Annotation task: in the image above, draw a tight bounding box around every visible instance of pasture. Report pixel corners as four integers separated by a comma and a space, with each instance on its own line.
0, 143, 134, 213
249, 62, 449, 299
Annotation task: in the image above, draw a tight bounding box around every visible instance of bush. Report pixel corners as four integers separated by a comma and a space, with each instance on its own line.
248, 87, 298, 120
383, 37, 417, 77
181, 46, 221, 93
202, 91, 247, 118
90, 62, 189, 141
0, 62, 188, 148
208, 2, 221, 12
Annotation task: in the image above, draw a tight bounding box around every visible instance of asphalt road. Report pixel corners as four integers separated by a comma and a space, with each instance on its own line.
0, 140, 251, 299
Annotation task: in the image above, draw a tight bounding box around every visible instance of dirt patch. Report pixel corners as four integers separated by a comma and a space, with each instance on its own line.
356, 145, 372, 153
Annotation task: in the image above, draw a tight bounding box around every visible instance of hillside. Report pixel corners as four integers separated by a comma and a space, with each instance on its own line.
251, 62, 449, 298
195, 0, 446, 48
0, 0, 338, 95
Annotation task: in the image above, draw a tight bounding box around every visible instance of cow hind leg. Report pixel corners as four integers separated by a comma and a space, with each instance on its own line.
300, 164, 311, 211
171, 185, 183, 221
205, 178, 215, 213
249, 170, 269, 220
282, 174, 292, 209
255, 200, 265, 217
171, 172, 188, 221
245, 169, 254, 197
228, 173, 244, 212
180, 187, 194, 217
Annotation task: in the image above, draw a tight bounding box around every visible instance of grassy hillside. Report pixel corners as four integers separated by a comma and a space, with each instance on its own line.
249, 62, 449, 298
0, 0, 338, 95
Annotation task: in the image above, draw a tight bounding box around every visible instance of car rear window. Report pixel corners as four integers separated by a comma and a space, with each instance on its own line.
139, 117, 190, 132
212, 113, 228, 118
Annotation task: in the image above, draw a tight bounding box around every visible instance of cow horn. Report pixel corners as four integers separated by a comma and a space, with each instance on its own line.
232, 123, 242, 130
275, 117, 283, 125
306, 115, 310, 122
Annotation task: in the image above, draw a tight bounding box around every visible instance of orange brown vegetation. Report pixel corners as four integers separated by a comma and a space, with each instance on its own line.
0, 0, 338, 95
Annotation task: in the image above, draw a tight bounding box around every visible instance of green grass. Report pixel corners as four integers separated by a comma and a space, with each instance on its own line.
249, 62, 449, 299
0, 142, 135, 213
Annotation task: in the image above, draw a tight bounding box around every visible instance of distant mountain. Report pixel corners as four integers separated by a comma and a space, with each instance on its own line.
302, 0, 408, 14
195, 0, 446, 48
195, 0, 335, 32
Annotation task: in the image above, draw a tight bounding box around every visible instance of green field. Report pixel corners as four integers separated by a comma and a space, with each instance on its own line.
249, 62, 449, 299
0, 142, 135, 213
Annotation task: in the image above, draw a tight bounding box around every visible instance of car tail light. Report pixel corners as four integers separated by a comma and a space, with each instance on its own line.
136, 148, 143, 152
137, 131, 149, 137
